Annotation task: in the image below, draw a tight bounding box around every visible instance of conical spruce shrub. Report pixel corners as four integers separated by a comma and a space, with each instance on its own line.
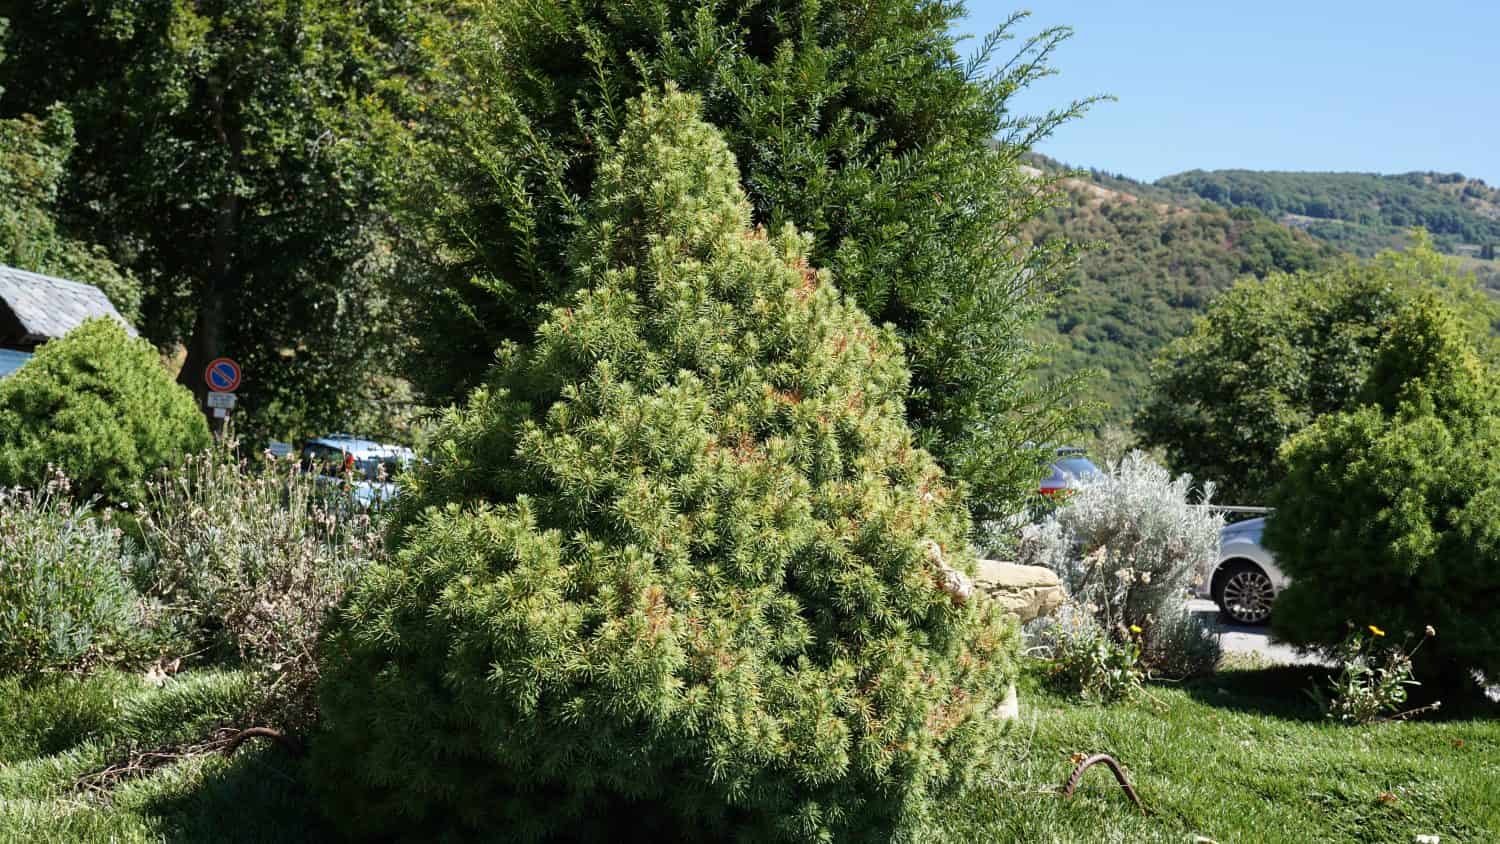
311, 89, 1018, 842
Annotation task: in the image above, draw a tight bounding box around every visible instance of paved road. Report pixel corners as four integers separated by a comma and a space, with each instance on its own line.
1184, 598, 1324, 665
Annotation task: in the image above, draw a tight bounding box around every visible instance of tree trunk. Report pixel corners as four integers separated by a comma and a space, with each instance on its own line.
178, 79, 242, 431
179, 287, 226, 405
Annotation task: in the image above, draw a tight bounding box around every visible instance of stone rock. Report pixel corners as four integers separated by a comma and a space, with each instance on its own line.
973, 559, 1065, 625
973, 560, 1067, 722
994, 681, 1020, 720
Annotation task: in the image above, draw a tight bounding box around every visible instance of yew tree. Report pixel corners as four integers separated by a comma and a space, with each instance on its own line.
396, 1, 1092, 519
312, 90, 1018, 842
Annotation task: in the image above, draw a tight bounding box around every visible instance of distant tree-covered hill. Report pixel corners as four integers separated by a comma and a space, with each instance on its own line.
1157, 169, 1500, 259
1025, 162, 1339, 425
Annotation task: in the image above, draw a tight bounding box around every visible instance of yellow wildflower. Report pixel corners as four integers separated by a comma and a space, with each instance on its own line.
1129, 624, 1142, 635
1368, 625, 1385, 637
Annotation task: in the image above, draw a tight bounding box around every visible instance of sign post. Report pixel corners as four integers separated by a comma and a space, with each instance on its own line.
203, 358, 241, 433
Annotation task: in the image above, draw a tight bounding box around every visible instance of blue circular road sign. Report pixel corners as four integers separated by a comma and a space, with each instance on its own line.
205, 358, 241, 392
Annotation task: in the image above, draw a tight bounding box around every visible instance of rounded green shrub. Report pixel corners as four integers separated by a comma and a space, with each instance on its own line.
1267, 296, 1500, 680
0, 484, 142, 675
312, 89, 1018, 842
0, 318, 209, 503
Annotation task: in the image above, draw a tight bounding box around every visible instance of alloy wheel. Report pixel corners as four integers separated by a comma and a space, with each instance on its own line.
1221, 568, 1275, 625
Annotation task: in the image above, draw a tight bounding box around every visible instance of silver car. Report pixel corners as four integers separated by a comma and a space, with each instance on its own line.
1197, 517, 1289, 625
300, 433, 414, 508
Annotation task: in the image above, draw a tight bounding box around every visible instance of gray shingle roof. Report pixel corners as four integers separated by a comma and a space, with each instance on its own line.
0, 264, 137, 343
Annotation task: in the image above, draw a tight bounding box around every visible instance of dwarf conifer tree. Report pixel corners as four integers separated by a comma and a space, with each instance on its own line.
1267, 296, 1500, 679
312, 89, 1018, 842
0, 319, 208, 503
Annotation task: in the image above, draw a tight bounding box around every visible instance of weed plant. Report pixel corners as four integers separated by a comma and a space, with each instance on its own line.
139, 439, 385, 732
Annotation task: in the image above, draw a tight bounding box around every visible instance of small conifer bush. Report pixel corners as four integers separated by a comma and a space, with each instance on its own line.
0, 319, 208, 502
1268, 296, 1500, 680
312, 89, 1019, 842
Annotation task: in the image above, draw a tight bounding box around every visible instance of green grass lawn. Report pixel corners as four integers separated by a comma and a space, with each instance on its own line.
952, 662, 1500, 843
3, 662, 1496, 842
0, 670, 321, 842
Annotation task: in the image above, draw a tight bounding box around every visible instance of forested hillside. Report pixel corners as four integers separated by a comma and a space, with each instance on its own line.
1026, 164, 1338, 424
1158, 169, 1500, 260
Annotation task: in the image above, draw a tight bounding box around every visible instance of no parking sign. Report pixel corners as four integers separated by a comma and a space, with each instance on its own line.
204, 358, 241, 392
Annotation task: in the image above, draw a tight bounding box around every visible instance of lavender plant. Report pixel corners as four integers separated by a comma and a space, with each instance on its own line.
138, 439, 384, 732
1017, 452, 1222, 676
0, 472, 143, 675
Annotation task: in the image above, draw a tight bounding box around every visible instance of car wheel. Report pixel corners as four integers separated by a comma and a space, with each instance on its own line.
1215, 561, 1275, 625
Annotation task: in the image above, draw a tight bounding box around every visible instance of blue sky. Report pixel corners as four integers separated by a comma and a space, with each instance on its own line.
958, 2, 1500, 185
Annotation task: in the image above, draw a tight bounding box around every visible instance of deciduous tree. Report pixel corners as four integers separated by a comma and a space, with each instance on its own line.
0, 22, 138, 317
0, 1, 432, 441
1137, 237, 1497, 503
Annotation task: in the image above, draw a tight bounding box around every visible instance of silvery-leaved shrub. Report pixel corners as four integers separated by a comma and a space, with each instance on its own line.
138, 439, 383, 733
0, 474, 144, 675
1138, 603, 1222, 680
1017, 452, 1222, 674
311, 89, 1018, 843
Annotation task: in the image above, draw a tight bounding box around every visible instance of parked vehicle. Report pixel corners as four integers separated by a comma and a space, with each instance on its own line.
1038, 447, 1103, 496
1198, 516, 1288, 625
300, 433, 414, 508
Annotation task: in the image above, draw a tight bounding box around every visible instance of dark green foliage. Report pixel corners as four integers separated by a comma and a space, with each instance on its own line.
0, 319, 208, 502
0, 485, 142, 676
313, 90, 1018, 842
397, 1, 1091, 520
1027, 171, 1337, 423
1266, 297, 1500, 679
0, 1, 433, 443
0, 64, 139, 319
1160, 169, 1500, 256
1137, 241, 1499, 504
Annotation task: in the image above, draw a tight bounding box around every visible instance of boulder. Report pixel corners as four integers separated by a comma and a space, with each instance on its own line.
974, 560, 1066, 721
974, 559, 1064, 624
